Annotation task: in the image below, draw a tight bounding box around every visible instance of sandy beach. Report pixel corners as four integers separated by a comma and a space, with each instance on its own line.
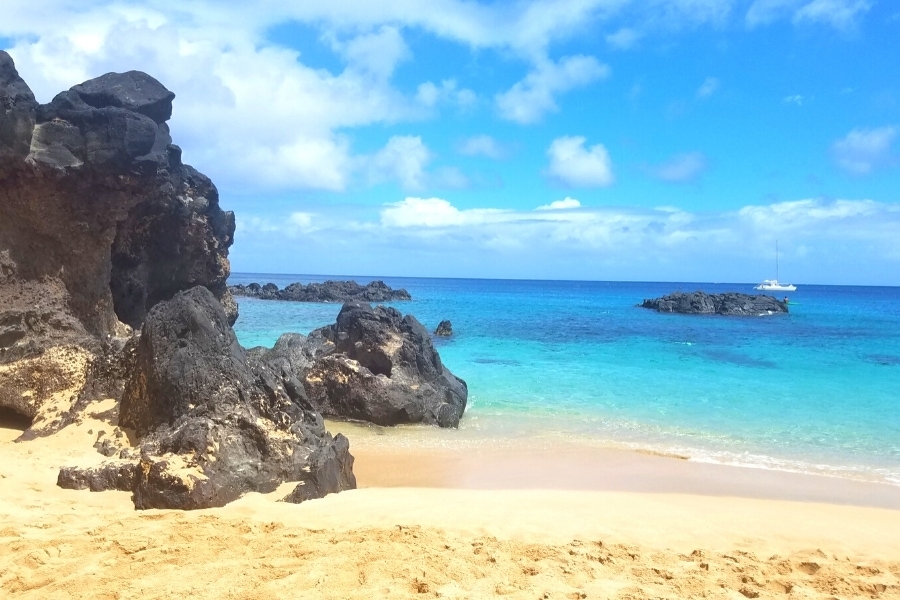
2, 407, 899, 599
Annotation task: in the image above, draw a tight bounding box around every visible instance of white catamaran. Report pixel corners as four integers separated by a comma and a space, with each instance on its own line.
755, 241, 797, 292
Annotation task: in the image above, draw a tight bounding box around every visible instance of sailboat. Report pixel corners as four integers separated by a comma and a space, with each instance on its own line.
754, 240, 796, 292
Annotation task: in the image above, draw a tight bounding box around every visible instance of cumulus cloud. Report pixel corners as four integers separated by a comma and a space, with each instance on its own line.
457, 135, 507, 159
746, 0, 871, 29
326, 26, 410, 80
832, 126, 897, 175
495, 55, 609, 124
545, 136, 614, 187
696, 77, 719, 98
366, 135, 433, 191
783, 94, 805, 106
416, 79, 476, 109
652, 152, 707, 183
537, 197, 582, 210
381, 197, 508, 228
237, 195, 900, 281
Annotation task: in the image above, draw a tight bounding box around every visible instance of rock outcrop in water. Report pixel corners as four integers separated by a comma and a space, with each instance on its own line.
230, 280, 411, 303
258, 302, 468, 428
0, 51, 235, 436
640, 292, 788, 316
434, 320, 453, 337
1, 53, 357, 510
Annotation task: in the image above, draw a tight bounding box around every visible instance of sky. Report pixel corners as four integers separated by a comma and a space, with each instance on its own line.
3, 0, 899, 285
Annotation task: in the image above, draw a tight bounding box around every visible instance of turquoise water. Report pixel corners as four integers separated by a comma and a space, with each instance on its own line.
230, 273, 900, 486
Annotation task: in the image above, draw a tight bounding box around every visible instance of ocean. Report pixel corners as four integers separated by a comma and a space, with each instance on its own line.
229, 273, 900, 486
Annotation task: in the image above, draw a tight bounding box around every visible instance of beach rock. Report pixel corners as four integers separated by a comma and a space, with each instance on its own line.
230, 280, 411, 303
117, 286, 355, 510
640, 292, 788, 316
286, 302, 468, 428
57, 462, 136, 492
0, 51, 235, 438
434, 320, 453, 337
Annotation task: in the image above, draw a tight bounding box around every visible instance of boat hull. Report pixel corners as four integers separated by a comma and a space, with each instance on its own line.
755, 282, 797, 292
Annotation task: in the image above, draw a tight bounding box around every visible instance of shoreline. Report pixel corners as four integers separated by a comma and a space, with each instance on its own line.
3, 412, 900, 598
327, 420, 900, 510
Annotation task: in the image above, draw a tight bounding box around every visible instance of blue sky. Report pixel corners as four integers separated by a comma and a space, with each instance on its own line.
3, 0, 899, 284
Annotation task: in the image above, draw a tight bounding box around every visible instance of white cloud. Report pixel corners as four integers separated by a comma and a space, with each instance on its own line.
366, 135, 433, 191
457, 135, 507, 159
783, 94, 805, 105
696, 76, 719, 98
495, 55, 609, 124
832, 126, 897, 175
793, 0, 871, 29
537, 197, 582, 210
605, 27, 641, 50
545, 136, 614, 187
746, 0, 871, 29
238, 196, 900, 282
652, 152, 707, 183
416, 79, 477, 109
380, 197, 508, 228
326, 26, 410, 80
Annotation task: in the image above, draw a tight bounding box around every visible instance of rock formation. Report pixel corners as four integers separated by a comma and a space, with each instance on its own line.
2, 54, 358, 510
58, 287, 356, 508
434, 320, 453, 337
640, 292, 788, 316
230, 279, 411, 303
259, 302, 468, 428
0, 51, 235, 436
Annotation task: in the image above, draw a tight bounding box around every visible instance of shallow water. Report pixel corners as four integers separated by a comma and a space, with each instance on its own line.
230, 273, 900, 486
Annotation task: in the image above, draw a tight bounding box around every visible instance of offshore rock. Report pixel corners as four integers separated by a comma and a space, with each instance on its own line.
434, 320, 453, 337
116, 287, 355, 510
266, 302, 468, 428
640, 292, 788, 316
0, 51, 235, 437
230, 280, 411, 303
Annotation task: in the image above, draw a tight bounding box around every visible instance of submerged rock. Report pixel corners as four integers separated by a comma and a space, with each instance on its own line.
230, 280, 411, 303
640, 292, 788, 316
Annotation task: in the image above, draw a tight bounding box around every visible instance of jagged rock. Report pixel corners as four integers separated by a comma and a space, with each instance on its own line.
434, 320, 453, 337
0, 52, 235, 437
116, 287, 355, 510
0, 52, 37, 163
266, 302, 468, 428
640, 292, 788, 316
230, 280, 411, 303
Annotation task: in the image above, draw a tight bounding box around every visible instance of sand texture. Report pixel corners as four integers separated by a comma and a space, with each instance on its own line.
2, 409, 900, 599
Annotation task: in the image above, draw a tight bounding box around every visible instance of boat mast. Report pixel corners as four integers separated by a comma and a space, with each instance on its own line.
776, 239, 779, 281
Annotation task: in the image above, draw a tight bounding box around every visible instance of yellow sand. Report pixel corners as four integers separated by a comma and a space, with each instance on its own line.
1, 408, 899, 599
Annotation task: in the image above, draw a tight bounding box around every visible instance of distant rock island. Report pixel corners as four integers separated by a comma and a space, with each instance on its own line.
640, 291, 788, 316
229, 280, 411, 303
